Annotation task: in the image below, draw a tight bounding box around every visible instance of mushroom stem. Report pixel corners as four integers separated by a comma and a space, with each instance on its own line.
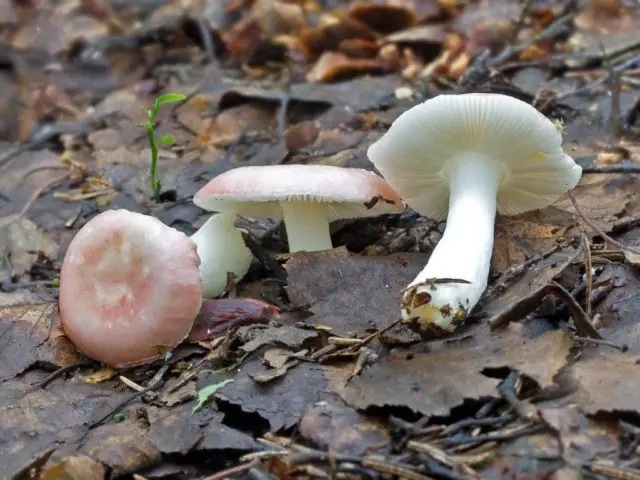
402, 154, 501, 331
279, 201, 332, 252
191, 213, 253, 298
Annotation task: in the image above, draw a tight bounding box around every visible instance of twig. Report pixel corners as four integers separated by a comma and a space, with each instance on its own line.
497, 372, 535, 421
444, 414, 517, 435
583, 164, 640, 173
444, 424, 545, 446
582, 234, 593, 318
361, 457, 437, 480
568, 190, 640, 255
574, 336, 628, 352
202, 459, 259, 480
28, 362, 92, 391
591, 461, 640, 480
88, 364, 170, 429
509, 0, 534, 44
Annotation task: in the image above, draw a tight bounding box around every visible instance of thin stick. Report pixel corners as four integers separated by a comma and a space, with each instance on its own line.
568, 191, 640, 255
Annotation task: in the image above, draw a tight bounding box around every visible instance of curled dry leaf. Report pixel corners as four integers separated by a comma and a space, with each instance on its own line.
299, 397, 390, 457
306, 51, 395, 83
348, 2, 418, 34
251, 0, 304, 37
299, 17, 377, 59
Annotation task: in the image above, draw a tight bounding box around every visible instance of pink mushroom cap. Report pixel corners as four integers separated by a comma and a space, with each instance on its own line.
59, 209, 203, 368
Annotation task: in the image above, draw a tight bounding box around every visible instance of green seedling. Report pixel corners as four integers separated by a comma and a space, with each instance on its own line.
139, 92, 186, 200
193, 378, 234, 413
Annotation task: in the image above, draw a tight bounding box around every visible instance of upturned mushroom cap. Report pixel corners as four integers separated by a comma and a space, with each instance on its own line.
59, 210, 203, 368
193, 164, 405, 218
367, 93, 582, 219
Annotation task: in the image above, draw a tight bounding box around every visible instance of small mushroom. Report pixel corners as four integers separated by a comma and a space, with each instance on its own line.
367, 93, 582, 336
59, 210, 203, 367
190, 213, 253, 298
193, 164, 406, 253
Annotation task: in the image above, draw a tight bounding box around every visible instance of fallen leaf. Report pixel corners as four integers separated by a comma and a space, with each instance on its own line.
299, 396, 390, 457
212, 359, 339, 431
0, 295, 79, 381
570, 354, 640, 414
348, 3, 417, 34
40, 455, 106, 480
239, 325, 318, 354
79, 418, 162, 478
306, 51, 395, 83
340, 327, 572, 416
540, 406, 618, 467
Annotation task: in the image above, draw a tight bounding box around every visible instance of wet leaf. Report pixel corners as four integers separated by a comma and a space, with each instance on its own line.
299, 397, 390, 457
540, 406, 618, 467
286, 252, 429, 336
340, 328, 572, 416
211, 358, 343, 431
40, 455, 106, 480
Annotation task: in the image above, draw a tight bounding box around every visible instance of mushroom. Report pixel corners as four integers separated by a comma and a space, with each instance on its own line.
190, 213, 253, 298
367, 93, 582, 336
193, 164, 406, 253
59, 210, 203, 367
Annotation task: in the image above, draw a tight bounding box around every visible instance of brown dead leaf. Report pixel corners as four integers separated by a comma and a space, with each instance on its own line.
493, 210, 575, 274
239, 325, 318, 354
286, 252, 430, 336
575, 0, 640, 34
340, 327, 571, 417
285, 120, 319, 151
0, 215, 58, 280
0, 292, 79, 381
483, 249, 579, 327
79, 417, 161, 478
264, 347, 295, 368
570, 354, 640, 414
212, 358, 339, 431
299, 396, 390, 457
40, 455, 106, 480
0, 376, 130, 477
307, 51, 395, 83
540, 406, 618, 467
348, 2, 418, 34
299, 17, 377, 59
251, 0, 304, 37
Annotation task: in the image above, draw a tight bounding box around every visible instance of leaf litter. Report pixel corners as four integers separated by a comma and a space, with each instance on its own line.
3, 0, 640, 478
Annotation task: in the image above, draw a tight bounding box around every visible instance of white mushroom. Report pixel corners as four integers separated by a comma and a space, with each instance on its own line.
190, 213, 253, 298
367, 93, 582, 336
193, 164, 406, 253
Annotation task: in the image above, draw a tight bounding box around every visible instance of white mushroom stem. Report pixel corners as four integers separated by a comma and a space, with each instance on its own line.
191, 213, 253, 298
279, 201, 332, 252
402, 154, 502, 331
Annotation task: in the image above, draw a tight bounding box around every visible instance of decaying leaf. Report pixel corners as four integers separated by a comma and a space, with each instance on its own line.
286, 252, 429, 336
299, 396, 390, 457
340, 327, 571, 417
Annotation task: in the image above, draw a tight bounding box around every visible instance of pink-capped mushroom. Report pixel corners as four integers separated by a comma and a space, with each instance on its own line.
59, 209, 203, 368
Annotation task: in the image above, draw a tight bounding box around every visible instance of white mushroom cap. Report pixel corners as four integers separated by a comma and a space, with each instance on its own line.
367, 93, 582, 337
193, 164, 405, 252
368, 93, 582, 220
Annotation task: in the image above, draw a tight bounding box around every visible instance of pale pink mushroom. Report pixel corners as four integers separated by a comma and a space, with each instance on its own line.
59, 210, 203, 368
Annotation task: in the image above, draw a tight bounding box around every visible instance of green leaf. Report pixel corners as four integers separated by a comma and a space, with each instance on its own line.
156, 93, 187, 105
193, 379, 233, 413
159, 133, 175, 145
113, 412, 125, 423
